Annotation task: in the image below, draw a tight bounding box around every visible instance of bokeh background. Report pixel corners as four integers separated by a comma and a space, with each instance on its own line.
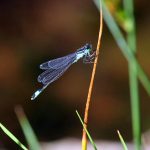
0, 0, 150, 149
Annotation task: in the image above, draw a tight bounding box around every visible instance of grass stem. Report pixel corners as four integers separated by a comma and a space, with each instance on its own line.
94, 0, 150, 96
117, 130, 128, 150
15, 106, 41, 150
123, 0, 141, 149
76, 111, 97, 150
0, 123, 28, 150
82, 0, 103, 149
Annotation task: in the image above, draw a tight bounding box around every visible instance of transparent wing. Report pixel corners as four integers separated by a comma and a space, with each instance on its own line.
31, 52, 76, 100
31, 62, 73, 100
40, 53, 76, 70
38, 69, 55, 83
38, 53, 76, 83
40, 61, 73, 85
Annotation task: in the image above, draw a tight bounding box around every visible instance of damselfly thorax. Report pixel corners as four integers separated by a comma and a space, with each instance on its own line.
74, 44, 92, 63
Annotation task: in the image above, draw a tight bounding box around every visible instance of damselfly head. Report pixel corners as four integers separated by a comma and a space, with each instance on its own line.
77, 43, 92, 53
84, 43, 92, 51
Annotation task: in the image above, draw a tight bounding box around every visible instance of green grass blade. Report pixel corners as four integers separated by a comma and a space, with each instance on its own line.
94, 0, 150, 96
129, 66, 141, 150
123, 0, 141, 149
76, 110, 97, 150
117, 130, 128, 150
0, 122, 28, 150
94, 0, 143, 149
15, 106, 41, 150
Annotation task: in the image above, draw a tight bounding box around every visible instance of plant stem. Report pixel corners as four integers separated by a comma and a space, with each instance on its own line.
76, 111, 97, 150
123, 0, 141, 150
94, 0, 150, 96
15, 106, 41, 150
117, 130, 128, 150
0, 123, 28, 150
82, 0, 103, 149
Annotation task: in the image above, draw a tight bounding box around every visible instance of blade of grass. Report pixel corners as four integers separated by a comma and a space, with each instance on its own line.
15, 106, 41, 150
0, 122, 28, 150
117, 130, 128, 150
94, 0, 143, 149
76, 110, 97, 150
123, 0, 141, 149
94, 0, 150, 96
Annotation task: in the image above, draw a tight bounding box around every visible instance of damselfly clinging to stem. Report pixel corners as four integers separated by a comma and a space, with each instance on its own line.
31, 43, 96, 100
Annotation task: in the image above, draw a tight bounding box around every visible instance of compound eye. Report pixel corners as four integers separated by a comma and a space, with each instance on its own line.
85, 43, 92, 50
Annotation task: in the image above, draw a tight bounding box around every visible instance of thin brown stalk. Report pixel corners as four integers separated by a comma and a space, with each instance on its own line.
82, 1, 103, 149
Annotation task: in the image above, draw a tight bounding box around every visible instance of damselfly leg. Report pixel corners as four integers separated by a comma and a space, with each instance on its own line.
83, 51, 96, 63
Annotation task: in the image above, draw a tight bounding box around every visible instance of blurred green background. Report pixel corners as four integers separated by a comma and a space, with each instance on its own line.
0, 0, 150, 149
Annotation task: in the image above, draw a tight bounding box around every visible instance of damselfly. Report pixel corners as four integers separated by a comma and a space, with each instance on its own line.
31, 43, 96, 100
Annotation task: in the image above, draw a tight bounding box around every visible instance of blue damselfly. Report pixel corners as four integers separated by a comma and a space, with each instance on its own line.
31, 43, 95, 100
